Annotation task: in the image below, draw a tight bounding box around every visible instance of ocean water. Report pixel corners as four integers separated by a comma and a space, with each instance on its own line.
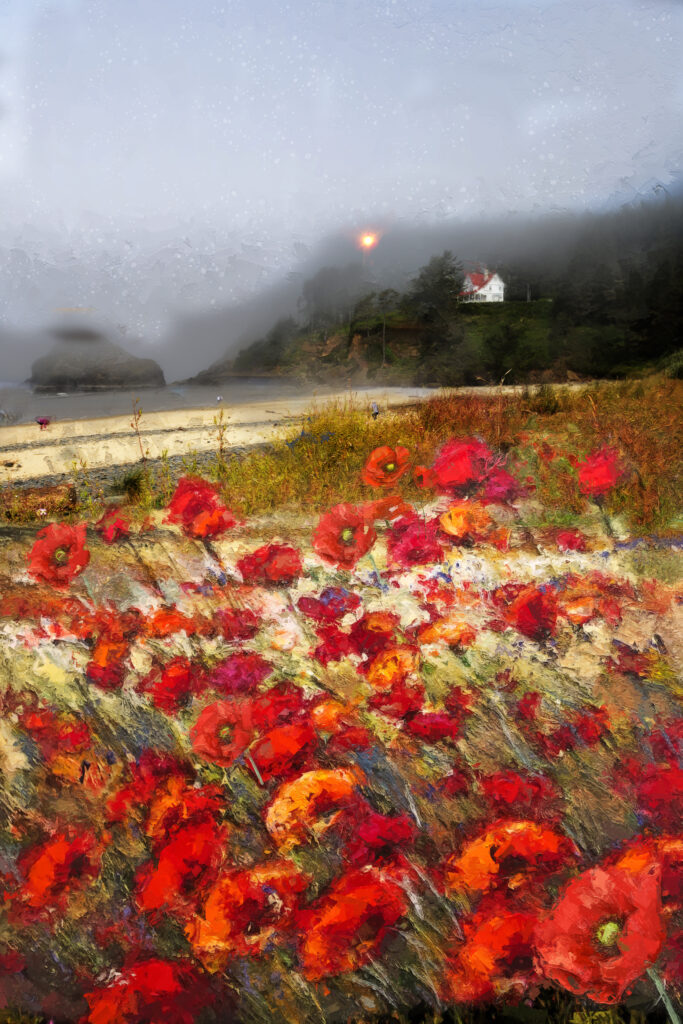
0, 379, 331, 425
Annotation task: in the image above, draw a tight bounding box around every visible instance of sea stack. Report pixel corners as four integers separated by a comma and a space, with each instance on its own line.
29, 325, 165, 392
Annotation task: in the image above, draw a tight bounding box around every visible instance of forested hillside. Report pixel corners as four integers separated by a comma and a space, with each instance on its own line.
193, 195, 683, 386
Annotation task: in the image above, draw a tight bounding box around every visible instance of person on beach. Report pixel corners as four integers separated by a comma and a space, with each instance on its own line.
35, 416, 51, 430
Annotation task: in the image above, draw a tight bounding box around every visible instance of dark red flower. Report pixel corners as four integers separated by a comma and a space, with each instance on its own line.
95, 506, 131, 544
138, 657, 206, 713
349, 610, 401, 657
481, 771, 561, 817
165, 477, 236, 539
361, 445, 411, 487
368, 679, 425, 720
432, 437, 495, 496
313, 624, 356, 665
237, 542, 303, 586
209, 606, 260, 642
135, 818, 228, 916
298, 586, 361, 623
297, 866, 407, 980
345, 812, 416, 866
312, 503, 377, 569
83, 958, 214, 1024
481, 467, 523, 503
577, 446, 626, 498
535, 860, 665, 1004
555, 528, 588, 552
387, 515, 444, 568
209, 650, 273, 695
636, 764, 683, 831
404, 711, 461, 743
27, 522, 90, 588
516, 691, 542, 722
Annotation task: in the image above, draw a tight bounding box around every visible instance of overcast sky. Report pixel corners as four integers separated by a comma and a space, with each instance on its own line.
0, 0, 681, 238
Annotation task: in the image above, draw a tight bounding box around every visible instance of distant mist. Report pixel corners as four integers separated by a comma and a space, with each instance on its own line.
1, 182, 681, 384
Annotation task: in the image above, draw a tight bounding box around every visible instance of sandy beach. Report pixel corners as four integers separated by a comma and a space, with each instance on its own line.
0, 385, 437, 485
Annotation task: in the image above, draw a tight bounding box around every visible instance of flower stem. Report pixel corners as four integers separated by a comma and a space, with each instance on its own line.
647, 967, 681, 1024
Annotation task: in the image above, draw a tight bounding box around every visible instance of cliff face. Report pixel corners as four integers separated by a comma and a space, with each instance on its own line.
29, 329, 165, 391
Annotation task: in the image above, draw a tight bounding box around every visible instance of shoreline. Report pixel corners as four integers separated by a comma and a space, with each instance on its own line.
0, 386, 437, 485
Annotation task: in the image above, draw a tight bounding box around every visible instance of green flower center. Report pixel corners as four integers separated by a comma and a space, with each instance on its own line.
596, 920, 621, 947
385, 462, 396, 472
340, 527, 356, 545
218, 724, 233, 744
53, 546, 69, 566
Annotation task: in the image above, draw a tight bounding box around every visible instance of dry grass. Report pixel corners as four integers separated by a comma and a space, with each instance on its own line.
210, 379, 682, 534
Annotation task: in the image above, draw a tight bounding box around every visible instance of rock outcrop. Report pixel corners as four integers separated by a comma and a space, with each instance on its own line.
29, 327, 165, 391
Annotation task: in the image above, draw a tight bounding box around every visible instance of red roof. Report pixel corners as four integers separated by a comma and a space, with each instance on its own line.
461, 271, 493, 294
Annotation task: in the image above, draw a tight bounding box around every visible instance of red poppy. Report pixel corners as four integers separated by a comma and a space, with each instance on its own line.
297, 866, 407, 980
413, 464, 436, 489
187, 859, 311, 967
493, 583, 558, 642
298, 586, 361, 622
86, 635, 130, 691
577, 446, 626, 498
83, 958, 213, 1024
445, 903, 541, 1002
312, 503, 377, 569
13, 830, 103, 916
20, 707, 91, 760
535, 860, 666, 1004
209, 650, 273, 694
387, 515, 444, 568
361, 445, 411, 487
190, 687, 308, 769
368, 679, 425, 720
27, 522, 90, 588
237, 542, 303, 586
247, 720, 317, 783
432, 437, 495, 496
95, 506, 131, 544
138, 657, 206, 713
136, 818, 228, 916
165, 477, 236, 538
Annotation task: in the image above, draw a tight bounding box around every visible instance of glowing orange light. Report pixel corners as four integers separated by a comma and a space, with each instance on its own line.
360, 233, 377, 249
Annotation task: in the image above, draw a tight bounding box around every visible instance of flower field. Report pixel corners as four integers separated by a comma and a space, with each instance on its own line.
0, 429, 681, 1023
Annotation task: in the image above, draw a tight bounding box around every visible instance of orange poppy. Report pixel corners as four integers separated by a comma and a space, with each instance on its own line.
187, 859, 311, 968
265, 767, 365, 850
366, 646, 420, 691
439, 502, 492, 542
361, 446, 411, 488
444, 819, 578, 896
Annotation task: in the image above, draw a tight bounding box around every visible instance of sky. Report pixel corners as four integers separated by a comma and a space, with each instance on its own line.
0, 0, 681, 364
1, 0, 681, 231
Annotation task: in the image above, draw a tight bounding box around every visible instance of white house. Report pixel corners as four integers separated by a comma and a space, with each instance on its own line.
460, 269, 505, 302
